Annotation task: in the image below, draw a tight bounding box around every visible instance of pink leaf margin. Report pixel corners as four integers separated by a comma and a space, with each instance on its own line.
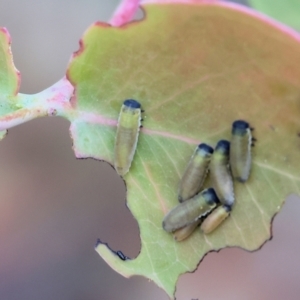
0, 27, 21, 96
91, 0, 300, 39
110, 0, 141, 27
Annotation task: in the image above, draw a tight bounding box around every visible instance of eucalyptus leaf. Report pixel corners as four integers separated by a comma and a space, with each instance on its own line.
66, 2, 300, 298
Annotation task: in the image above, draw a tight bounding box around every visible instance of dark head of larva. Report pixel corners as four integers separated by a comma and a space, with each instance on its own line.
223, 204, 232, 212
232, 120, 249, 135
123, 99, 141, 109
215, 140, 230, 155
202, 188, 219, 205
198, 143, 214, 154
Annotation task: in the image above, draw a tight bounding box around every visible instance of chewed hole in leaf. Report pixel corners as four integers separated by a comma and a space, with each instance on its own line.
0, 117, 143, 297
134, 6, 146, 21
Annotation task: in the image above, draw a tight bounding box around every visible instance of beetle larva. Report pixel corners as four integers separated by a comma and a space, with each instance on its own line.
210, 140, 234, 207
178, 143, 214, 202
173, 220, 201, 242
230, 120, 252, 182
162, 188, 219, 232
114, 99, 142, 176
200, 204, 231, 234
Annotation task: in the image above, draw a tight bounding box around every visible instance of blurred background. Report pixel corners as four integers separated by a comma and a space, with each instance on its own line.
0, 0, 299, 299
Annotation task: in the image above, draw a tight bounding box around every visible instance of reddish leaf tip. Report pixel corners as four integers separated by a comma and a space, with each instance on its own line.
94, 21, 112, 28
110, 0, 141, 27
0, 26, 21, 96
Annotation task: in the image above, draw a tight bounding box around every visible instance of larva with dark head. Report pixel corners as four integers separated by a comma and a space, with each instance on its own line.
210, 140, 234, 207
230, 120, 252, 182
114, 99, 142, 176
178, 143, 214, 202
162, 188, 219, 233
200, 204, 231, 234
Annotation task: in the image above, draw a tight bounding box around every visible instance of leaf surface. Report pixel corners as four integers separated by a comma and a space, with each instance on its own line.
0, 28, 21, 138
66, 2, 300, 298
0, 28, 68, 137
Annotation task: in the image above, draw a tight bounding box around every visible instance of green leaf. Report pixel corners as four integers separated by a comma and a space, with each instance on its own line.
0, 28, 19, 99
66, 2, 300, 298
0, 28, 73, 137
0, 28, 21, 138
249, 0, 300, 31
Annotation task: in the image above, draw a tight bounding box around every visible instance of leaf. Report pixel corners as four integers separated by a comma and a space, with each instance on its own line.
0, 28, 21, 139
0, 27, 73, 135
249, 0, 300, 31
110, 0, 141, 27
66, 2, 300, 298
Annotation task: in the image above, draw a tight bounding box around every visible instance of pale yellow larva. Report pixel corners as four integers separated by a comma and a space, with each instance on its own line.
114, 99, 142, 176
202, 140, 235, 235
230, 120, 253, 182
201, 204, 231, 234
210, 140, 234, 207
173, 220, 201, 242
178, 143, 214, 202
162, 188, 219, 233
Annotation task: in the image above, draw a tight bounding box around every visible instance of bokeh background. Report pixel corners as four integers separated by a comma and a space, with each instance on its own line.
0, 0, 299, 299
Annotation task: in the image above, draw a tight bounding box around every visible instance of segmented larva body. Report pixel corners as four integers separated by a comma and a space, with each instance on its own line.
230, 120, 252, 182
162, 188, 219, 233
173, 220, 201, 242
178, 143, 214, 202
210, 140, 235, 207
114, 99, 142, 176
201, 204, 231, 234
